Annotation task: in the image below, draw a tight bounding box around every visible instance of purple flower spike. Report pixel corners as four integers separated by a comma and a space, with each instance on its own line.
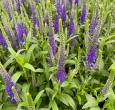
15, 23, 27, 45
0, 66, 18, 104
54, 14, 59, 33
80, 1, 87, 24
88, 5, 98, 40
86, 44, 97, 70
31, 14, 39, 29
61, 5, 66, 22
68, 13, 75, 46
75, 0, 78, 4
48, 24, 56, 59
68, 13, 75, 36
56, 1, 63, 17
4, 73, 17, 103
89, 16, 97, 38
56, 48, 66, 84
0, 62, 20, 103
30, 3, 35, 15
68, 0, 72, 6
56, 19, 66, 84
15, 0, 20, 14
0, 32, 7, 48
21, 0, 26, 8
3, 1, 12, 20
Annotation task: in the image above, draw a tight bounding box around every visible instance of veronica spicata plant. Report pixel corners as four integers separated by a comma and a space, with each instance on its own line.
0, 0, 114, 110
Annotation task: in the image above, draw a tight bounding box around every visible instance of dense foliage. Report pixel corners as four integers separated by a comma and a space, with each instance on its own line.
0, 0, 115, 110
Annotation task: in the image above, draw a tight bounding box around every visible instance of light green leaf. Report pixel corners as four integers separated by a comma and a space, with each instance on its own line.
26, 93, 35, 110
26, 44, 37, 62
39, 108, 49, 110
57, 95, 69, 106
24, 63, 36, 72
0, 104, 3, 110
50, 100, 59, 110
16, 102, 28, 110
89, 107, 101, 110
82, 94, 98, 109
106, 40, 115, 44
3, 57, 14, 68
61, 93, 76, 110
65, 60, 75, 65
12, 71, 23, 83
8, 47, 24, 66
36, 68, 44, 73
25, 31, 31, 50
34, 90, 44, 105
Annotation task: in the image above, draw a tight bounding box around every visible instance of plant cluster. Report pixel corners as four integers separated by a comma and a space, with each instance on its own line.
0, 0, 115, 110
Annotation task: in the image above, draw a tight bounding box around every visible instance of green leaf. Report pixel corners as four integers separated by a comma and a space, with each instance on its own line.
24, 63, 36, 72
106, 40, 115, 44
16, 102, 28, 110
8, 47, 24, 66
26, 44, 37, 62
65, 60, 75, 65
82, 94, 98, 109
89, 107, 101, 110
39, 108, 49, 110
49, 99, 59, 110
57, 95, 69, 106
11, 71, 23, 83
49, 67, 57, 72
26, 93, 35, 110
3, 57, 14, 68
22, 84, 30, 94
25, 31, 31, 50
36, 68, 44, 73
66, 35, 77, 43
0, 104, 3, 110
61, 93, 76, 110
34, 90, 44, 105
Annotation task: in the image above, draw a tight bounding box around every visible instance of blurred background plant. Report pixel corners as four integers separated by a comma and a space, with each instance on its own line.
0, 0, 115, 110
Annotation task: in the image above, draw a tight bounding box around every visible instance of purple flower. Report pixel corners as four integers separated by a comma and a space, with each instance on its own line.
21, 0, 26, 8
0, 32, 7, 48
61, 5, 66, 22
30, 3, 35, 15
36, 0, 39, 3
56, 46, 66, 84
7, 10, 12, 21
2, 1, 12, 20
88, 6, 98, 40
15, 0, 20, 14
12, 37, 19, 49
68, 13, 75, 46
86, 44, 97, 70
68, 0, 72, 6
48, 23, 56, 59
56, 19, 66, 84
86, 4, 99, 70
80, 1, 87, 24
75, 0, 78, 4
4, 73, 17, 103
54, 14, 59, 33
56, 1, 63, 17
15, 23, 27, 45
31, 14, 39, 29
12, 0, 14, 4
0, 67, 18, 103
88, 16, 97, 39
